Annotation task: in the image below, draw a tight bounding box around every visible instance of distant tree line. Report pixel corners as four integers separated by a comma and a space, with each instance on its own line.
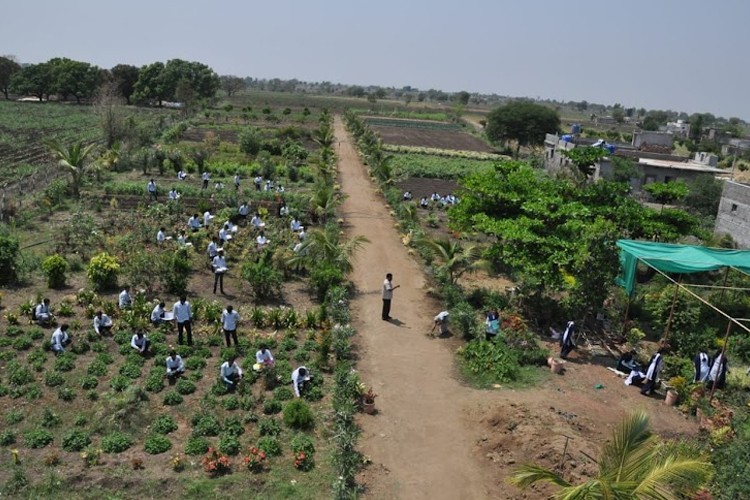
0, 55, 222, 106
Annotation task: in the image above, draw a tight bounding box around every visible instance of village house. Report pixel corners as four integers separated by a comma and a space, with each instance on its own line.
715, 180, 750, 248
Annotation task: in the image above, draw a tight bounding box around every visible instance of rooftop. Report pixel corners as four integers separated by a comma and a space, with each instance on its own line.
637, 158, 729, 175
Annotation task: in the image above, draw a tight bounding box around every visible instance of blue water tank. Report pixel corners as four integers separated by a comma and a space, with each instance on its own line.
561, 135, 573, 142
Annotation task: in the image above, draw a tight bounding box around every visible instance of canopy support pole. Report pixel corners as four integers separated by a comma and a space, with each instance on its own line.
709, 321, 732, 402
662, 277, 682, 346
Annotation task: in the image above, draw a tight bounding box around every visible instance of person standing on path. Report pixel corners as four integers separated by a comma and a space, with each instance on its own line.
381, 273, 400, 321
173, 296, 193, 346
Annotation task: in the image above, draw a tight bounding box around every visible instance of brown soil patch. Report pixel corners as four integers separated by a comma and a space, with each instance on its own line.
371, 125, 494, 152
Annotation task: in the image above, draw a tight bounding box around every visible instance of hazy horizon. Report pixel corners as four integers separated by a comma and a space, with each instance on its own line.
2, 0, 748, 119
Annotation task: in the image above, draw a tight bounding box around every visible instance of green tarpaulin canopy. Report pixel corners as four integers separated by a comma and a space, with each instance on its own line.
615, 239, 750, 296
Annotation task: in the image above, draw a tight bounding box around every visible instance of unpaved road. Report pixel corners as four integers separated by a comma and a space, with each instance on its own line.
333, 115, 698, 500
335, 116, 489, 499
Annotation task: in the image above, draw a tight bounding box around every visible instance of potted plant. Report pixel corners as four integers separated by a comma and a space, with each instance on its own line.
361, 387, 377, 414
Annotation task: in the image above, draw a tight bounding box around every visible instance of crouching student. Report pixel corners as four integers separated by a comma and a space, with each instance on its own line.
292, 366, 312, 398
50, 324, 71, 355
131, 331, 150, 356
93, 311, 113, 336
166, 350, 185, 385
221, 356, 243, 391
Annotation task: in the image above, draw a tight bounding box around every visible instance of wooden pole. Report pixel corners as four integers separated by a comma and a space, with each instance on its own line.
709, 321, 733, 402
662, 277, 682, 346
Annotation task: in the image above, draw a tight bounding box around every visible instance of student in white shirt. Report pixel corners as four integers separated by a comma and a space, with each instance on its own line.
221, 356, 243, 390
166, 350, 185, 383
173, 296, 193, 346
168, 188, 180, 201
214, 182, 225, 191
50, 324, 71, 355
212, 250, 227, 295
278, 203, 289, 217
34, 298, 53, 326
238, 202, 250, 222
254, 176, 263, 191
255, 346, 275, 368
177, 230, 189, 247
147, 179, 158, 201
207, 238, 218, 264
131, 331, 150, 355
265, 179, 273, 191
298, 228, 307, 241
93, 311, 113, 336
403, 191, 412, 201
201, 171, 210, 190
177, 170, 187, 181
218, 225, 230, 244
290, 218, 303, 232
250, 213, 264, 229
188, 213, 201, 232
276, 185, 285, 193
292, 366, 312, 398
151, 302, 166, 326
221, 305, 240, 347
420, 197, 429, 208
234, 173, 241, 190
119, 288, 132, 309
157, 227, 166, 244
203, 210, 213, 227
256, 231, 269, 248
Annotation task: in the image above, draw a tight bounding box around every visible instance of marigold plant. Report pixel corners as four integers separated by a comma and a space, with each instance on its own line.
201, 447, 231, 477
242, 446, 267, 473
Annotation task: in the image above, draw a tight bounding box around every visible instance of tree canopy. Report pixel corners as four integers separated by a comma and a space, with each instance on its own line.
10, 62, 55, 101
132, 59, 219, 105
485, 101, 560, 154
111, 64, 140, 104
220, 75, 246, 97
0, 55, 21, 100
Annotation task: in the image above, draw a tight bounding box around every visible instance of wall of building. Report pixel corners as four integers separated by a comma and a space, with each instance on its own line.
715, 180, 750, 248
633, 131, 673, 149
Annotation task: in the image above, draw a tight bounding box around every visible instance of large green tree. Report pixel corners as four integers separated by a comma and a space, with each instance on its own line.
219, 75, 245, 97
485, 101, 560, 155
0, 55, 21, 100
510, 410, 713, 499
48, 58, 101, 103
10, 62, 55, 101
111, 64, 140, 104
132, 59, 219, 105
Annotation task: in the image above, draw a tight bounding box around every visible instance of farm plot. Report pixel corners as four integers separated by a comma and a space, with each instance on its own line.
363, 116, 494, 153
390, 152, 497, 180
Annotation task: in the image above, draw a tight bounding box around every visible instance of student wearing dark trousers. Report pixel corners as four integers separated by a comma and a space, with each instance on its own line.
381, 273, 400, 320
173, 296, 193, 346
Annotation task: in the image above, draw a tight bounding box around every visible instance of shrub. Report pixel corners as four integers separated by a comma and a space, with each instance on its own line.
239, 127, 262, 156
62, 430, 91, 451
185, 436, 210, 455
263, 399, 282, 415
163, 391, 184, 406
80, 375, 98, 390
74, 415, 87, 426
259, 417, 281, 436
283, 399, 314, 430
12, 336, 33, 351
218, 434, 241, 456
151, 415, 178, 435
185, 357, 206, 370
290, 433, 315, 456
310, 265, 345, 302
42, 254, 68, 288
175, 379, 196, 395
192, 414, 222, 437
41, 408, 62, 428
58, 387, 76, 401
273, 386, 294, 401
7, 361, 34, 386
5, 410, 24, 425
71, 339, 90, 355
54, 353, 76, 372
303, 386, 324, 402
119, 363, 142, 379
222, 395, 240, 411
145, 372, 164, 393
87, 359, 108, 376
110, 375, 130, 392
0, 234, 20, 285
144, 434, 172, 454
459, 340, 520, 384
87, 252, 120, 291
223, 415, 245, 437
101, 431, 133, 453
44, 370, 65, 387
25, 384, 42, 400
163, 249, 191, 295
257, 436, 282, 457
0, 430, 16, 446
242, 258, 283, 300
24, 428, 54, 448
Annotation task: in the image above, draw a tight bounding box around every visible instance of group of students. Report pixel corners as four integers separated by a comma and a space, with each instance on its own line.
219, 350, 312, 397
618, 347, 730, 395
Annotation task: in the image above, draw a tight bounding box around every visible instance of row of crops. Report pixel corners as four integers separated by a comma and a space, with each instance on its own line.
363, 116, 462, 131
390, 152, 497, 180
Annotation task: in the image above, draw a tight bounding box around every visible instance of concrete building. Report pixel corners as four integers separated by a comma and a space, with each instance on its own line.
715, 180, 750, 248
665, 120, 690, 138
721, 138, 750, 157
632, 131, 673, 149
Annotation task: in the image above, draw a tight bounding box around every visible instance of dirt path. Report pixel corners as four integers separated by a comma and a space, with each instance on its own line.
334, 116, 489, 499
333, 115, 698, 500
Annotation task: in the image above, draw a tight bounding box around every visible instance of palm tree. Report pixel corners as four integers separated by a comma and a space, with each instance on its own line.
509, 410, 713, 499
92, 142, 121, 182
287, 224, 368, 274
46, 139, 97, 197
308, 179, 345, 224
416, 237, 486, 284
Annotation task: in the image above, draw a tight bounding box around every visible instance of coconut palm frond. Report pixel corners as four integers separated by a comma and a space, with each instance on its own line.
599, 410, 653, 483
633, 458, 713, 500
508, 463, 572, 490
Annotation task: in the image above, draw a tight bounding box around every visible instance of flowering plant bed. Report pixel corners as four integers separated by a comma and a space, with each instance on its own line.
201, 447, 231, 477
242, 446, 267, 473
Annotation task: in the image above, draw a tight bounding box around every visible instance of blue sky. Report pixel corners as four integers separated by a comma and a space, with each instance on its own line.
2, 0, 748, 119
